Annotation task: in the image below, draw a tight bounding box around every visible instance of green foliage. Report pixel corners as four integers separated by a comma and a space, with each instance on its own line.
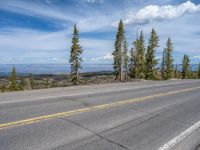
129, 48, 137, 78
9, 67, 18, 91
163, 38, 174, 80
131, 42, 138, 78
174, 64, 179, 78
69, 25, 83, 85
182, 54, 190, 79
130, 31, 146, 79
145, 29, 159, 80
161, 49, 166, 79
18, 77, 26, 90
137, 31, 146, 79
198, 63, 200, 79
0, 85, 7, 92
45, 78, 50, 88
29, 73, 35, 89
112, 20, 128, 82
123, 39, 129, 80
8, 67, 25, 91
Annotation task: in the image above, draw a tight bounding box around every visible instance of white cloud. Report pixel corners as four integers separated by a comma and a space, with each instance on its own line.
0, 28, 68, 51
0, 0, 79, 22
191, 55, 200, 59
91, 53, 113, 61
122, 1, 200, 25
77, 16, 114, 33
0, 0, 115, 33
0, 27, 114, 63
86, 0, 104, 3
0, 27, 113, 53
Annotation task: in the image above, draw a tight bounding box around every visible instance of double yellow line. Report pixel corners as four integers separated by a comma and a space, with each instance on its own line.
0, 86, 199, 130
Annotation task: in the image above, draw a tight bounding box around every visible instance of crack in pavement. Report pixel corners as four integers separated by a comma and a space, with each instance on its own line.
58, 117, 131, 150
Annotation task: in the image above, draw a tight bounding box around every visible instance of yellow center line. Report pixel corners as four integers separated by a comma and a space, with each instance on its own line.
0, 86, 200, 130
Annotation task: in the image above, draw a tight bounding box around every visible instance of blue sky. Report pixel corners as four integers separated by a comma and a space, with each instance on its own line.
0, 0, 200, 64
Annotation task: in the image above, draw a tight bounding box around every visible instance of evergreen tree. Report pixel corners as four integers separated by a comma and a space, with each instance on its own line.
29, 73, 35, 89
123, 39, 129, 80
9, 67, 18, 91
132, 39, 139, 78
161, 49, 166, 79
69, 25, 83, 85
164, 38, 174, 79
198, 63, 200, 79
19, 77, 26, 90
145, 29, 159, 80
0, 85, 6, 92
112, 20, 128, 82
137, 31, 145, 79
131, 31, 145, 79
129, 48, 136, 78
45, 78, 50, 88
182, 54, 190, 79
174, 64, 179, 78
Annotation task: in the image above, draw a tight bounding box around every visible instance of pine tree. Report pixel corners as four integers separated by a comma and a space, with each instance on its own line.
45, 78, 50, 88
174, 64, 179, 78
129, 48, 136, 78
198, 63, 200, 79
164, 38, 174, 79
137, 31, 145, 79
132, 39, 139, 78
69, 25, 83, 85
29, 73, 35, 89
0, 85, 6, 92
9, 67, 18, 91
145, 29, 159, 80
145, 46, 151, 79
19, 77, 26, 90
112, 20, 128, 82
131, 31, 145, 79
182, 54, 190, 79
161, 49, 166, 79
123, 39, 129, 80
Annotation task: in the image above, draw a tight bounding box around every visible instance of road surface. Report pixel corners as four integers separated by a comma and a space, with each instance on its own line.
0, 80, 200, 150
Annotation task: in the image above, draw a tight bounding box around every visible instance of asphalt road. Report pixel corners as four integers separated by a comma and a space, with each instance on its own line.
0, 80, 200, 150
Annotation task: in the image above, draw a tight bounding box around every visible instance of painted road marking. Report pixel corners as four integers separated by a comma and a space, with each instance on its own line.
158, 120, 200, 150
0, 86, 200, 130
0, 80, 198, 105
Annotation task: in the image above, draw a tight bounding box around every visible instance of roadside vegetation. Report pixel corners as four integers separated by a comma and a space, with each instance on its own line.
0, 20, 200, 92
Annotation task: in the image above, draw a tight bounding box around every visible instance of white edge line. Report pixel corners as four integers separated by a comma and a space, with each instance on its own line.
158, 120, 200, 150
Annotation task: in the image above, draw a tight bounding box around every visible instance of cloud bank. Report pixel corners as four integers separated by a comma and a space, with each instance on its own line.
91, 53, 113, 61
86, 0, 104, 3
123, 1, 200, 25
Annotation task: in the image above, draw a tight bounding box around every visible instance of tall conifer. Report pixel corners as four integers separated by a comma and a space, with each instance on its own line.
112, 20, 128, 82
182, 54, 190, 79
198, 63, 200, 79
10, 67, 18, 91
161, 49, 166, 79
145, 29, 159, 80
164, 38, 174, 79
174, 64, 179, 78
129, 48, 137, 78
69, 25, 83, 85
132, 31, 145, 79
137, 31, 145, 79
123, 39, 129, 80
132, 39, 139, 78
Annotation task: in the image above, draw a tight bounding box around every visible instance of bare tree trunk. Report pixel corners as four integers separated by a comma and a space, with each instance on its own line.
120, 63, 123, 82
76, 70, 79, 85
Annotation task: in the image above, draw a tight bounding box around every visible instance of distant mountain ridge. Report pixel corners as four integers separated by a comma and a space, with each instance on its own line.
0, 64, 199, 76
0, 64, 113, 76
